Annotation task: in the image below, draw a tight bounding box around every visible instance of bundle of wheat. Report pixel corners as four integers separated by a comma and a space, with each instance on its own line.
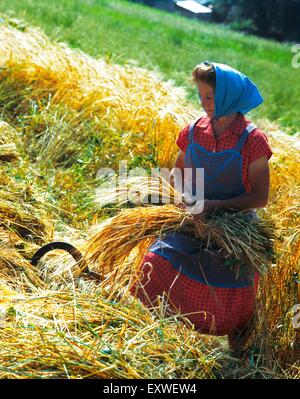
82, 201, 275, 289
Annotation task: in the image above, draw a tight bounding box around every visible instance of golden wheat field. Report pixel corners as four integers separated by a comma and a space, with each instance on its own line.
0, 15, 299, 379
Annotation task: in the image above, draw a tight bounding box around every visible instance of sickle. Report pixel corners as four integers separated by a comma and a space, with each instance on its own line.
31, 241, 102, 281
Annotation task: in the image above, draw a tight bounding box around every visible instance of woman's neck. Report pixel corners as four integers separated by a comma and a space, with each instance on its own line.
212, 112, 239, 139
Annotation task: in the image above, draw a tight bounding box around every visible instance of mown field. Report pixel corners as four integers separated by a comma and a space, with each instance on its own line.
0, 0, 299, 134
0, 0, 299, 380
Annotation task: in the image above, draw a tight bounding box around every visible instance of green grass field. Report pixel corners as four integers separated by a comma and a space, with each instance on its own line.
0, 0, 299, 134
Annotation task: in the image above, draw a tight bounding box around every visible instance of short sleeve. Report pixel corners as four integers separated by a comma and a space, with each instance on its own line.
175, 125, 190, 152
248, 128, 273, 165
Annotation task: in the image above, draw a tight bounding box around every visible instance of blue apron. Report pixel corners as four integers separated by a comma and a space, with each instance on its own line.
149, 118, 258, 288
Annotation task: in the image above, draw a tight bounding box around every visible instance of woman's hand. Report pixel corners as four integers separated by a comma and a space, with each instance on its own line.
176, 199, 219, 220
202, 199, 218, 213
190, 199, 218, 222
176, 202, 186, 210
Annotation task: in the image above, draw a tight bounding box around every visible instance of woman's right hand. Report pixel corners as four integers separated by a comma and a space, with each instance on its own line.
175, 202, 187, 211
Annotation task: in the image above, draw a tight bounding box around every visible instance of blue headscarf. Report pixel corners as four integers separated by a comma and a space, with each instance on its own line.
202, 62, 264, 119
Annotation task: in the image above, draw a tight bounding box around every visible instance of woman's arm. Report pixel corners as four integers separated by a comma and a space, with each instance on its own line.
170, 150, 185, 189
175, 150, 185, 172
208, 155, 270, 211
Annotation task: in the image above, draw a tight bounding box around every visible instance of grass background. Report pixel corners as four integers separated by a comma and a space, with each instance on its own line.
0, 0, 299, 135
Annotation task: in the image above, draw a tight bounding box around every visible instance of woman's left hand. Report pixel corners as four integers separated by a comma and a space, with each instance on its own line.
176, 199, 219, 217
202, 199, 218, 213
190, 199, 218, 222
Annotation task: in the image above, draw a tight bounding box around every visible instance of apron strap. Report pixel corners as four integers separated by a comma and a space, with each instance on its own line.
234, 123, 257, 153
188, 117, 203, 146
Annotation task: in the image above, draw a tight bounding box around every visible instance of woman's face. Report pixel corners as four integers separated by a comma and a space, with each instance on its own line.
197, 81, 215, 119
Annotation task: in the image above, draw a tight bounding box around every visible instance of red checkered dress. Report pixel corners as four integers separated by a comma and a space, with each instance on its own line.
130, 113, 272, 336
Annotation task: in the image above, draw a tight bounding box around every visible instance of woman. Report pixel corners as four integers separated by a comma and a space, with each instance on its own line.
130, 61, 273, 357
